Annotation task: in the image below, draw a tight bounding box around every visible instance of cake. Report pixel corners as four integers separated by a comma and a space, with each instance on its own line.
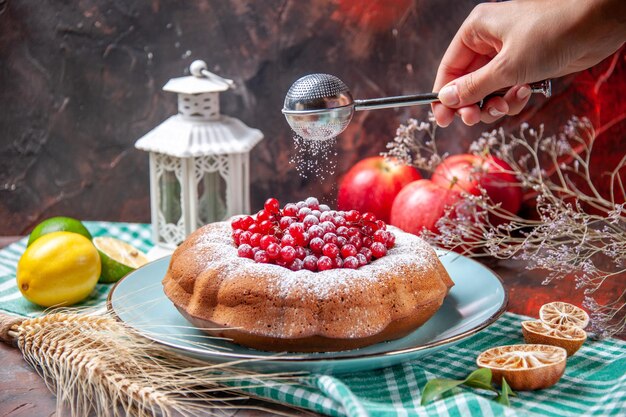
162, 197, 454, 352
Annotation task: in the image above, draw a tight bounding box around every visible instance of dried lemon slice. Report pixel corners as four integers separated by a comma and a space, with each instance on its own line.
522, 320, 586, 356
539, 301, 589, 329
476, 344, 567, 390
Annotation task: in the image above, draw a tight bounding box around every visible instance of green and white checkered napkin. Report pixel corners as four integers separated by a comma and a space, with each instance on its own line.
1, 222, 624, 417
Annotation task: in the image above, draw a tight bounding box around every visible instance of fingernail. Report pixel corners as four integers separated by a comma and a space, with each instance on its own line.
517, 86, 531, 100
439, 85, 460, 106
488, 107, 505, 117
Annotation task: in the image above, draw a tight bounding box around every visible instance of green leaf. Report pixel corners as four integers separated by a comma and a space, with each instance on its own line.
420, 378, 465, 405
495, 377, 516, 406
463, 368, 498, 392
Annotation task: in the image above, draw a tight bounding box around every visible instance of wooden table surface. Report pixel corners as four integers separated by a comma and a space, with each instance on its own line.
1, 236, 622, 417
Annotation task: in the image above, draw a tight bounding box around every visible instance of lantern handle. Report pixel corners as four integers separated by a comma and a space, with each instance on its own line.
190, 60, 236, 89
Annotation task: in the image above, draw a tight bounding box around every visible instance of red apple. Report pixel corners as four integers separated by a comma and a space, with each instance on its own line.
390, 179, 462, 234
338, 156, 422, 223
431, 154, 522, 224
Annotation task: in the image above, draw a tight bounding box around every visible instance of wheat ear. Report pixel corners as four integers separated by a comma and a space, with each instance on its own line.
0, 311, 302, 417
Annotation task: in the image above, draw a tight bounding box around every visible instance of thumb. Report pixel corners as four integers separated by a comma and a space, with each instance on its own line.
438, 58, 513, 107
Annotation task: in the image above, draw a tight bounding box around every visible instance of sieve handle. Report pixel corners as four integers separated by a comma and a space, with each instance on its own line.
354, 80, 551, 111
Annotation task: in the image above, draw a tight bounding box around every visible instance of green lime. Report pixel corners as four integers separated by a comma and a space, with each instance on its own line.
93, 237, 148, 283
27, 216, 92, 247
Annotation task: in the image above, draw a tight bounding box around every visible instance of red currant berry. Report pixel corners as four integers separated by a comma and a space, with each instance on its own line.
373, 230, 387, 243
317, 256, 333, 271
296, 201, 307, 209
303, 214, 319, 228
279, 216, 295, 230
322, 243, 339, 258
336, 226, 349, 237
303, 255, 318, 271
307, 225, 324, 239
289, 258, 304, 271
259, 235, 277, 250
247, 223, 259, 234
266, 243, 281, 259
295, 246, 307, 259
257, 209, 271, 222
375, 220, 386, 230
239, 231, 252, 245
343, 256, 359, 269
323, 233, 338, 245
319, 204, 331, 212
362, 237, 373, 248
337, 236, 348, 247
297, 207, 312, 220
309, 237, 324, 253
356, 253, 368, 266
348, 235, 362, 250
231, 217, 243, 230
363, 212, 376, 223
281, 234, 296, 247
280, 246, 297, 263
386, 233, 396, 248
345, 210, 361, 222
333, 216, 347, 227
348, 227, 360, 237
361, 225, 374, 236
288, 222, 305, 240
258, 220, 273, 234
319, 212, 334, 223
305, 196, 319, 209
310, 210, 322, 218
283, 203, 298, 217
254, 250, 270, 263
237, 244, 254, 259
340, 244, 357, 258
250, 233, 262, 247
232, 229, 243, 245
264, 197, 280, 214
371, 242, 387, 258
334, 257, 343, 268
240, 216, 254, 230
360, 247, 373, 261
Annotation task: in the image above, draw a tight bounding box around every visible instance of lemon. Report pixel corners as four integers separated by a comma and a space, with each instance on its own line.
476, 344, 566, 390
522, 320, 587, 356
28, 216, 92, 247
539, 301, 590, 329
17, 231, 101, 307
93, 237, 148, 283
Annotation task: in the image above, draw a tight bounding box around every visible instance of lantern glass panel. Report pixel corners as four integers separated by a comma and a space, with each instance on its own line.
158, 170, 182, 225
197, 171, 227, 226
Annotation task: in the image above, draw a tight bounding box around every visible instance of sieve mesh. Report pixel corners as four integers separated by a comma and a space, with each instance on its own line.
287, 117, 350, 142
284, 74, 349, 106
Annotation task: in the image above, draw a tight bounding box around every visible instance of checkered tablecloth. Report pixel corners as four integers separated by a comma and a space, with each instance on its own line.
1, 222, 624, 417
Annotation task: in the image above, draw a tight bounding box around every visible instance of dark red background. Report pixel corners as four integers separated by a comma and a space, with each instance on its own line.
0, 0, 624, 235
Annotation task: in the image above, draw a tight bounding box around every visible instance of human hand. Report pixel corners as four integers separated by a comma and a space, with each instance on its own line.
432, 0, 626, 127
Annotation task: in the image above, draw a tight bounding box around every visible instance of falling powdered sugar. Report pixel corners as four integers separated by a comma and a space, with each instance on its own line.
289, 134, 338, 181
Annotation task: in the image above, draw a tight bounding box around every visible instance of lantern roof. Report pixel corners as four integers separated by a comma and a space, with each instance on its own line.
134, 114, 263, 157
162, 60, 235, 95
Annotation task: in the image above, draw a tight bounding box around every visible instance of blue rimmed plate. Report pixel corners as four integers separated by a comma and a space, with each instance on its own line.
108, 250, 507, 374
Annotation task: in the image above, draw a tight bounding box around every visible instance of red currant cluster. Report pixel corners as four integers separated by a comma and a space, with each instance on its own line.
231, 197, 395, 272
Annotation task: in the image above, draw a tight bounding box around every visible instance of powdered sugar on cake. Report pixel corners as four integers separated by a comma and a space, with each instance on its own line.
195, 222, 438, 300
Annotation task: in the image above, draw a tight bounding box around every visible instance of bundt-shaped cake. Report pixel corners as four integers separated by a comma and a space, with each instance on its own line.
163, 199, 453, 352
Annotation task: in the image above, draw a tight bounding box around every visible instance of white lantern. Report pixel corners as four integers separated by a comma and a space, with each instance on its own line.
135, 60, 263, 259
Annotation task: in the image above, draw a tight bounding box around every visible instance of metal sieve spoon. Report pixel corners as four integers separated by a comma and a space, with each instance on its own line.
282, 73, 552, 141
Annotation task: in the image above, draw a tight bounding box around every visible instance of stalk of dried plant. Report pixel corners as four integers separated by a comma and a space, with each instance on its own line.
384, 115, 625, 338
0, 310, 305, 417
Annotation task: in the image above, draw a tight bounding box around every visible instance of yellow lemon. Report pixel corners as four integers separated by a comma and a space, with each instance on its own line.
17, 231, 101, 307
